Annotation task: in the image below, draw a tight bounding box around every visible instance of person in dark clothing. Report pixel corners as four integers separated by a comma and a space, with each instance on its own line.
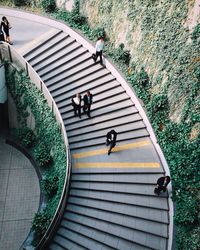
83, 91, 93, 118
0, 27, 4, 42
154, 176, 171, 196
106, 129, 117, 155
71, 93, 82, 118
1, 16, 12, 45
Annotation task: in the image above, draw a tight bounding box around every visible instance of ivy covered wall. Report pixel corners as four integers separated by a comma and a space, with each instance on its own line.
80, 0, 200, 124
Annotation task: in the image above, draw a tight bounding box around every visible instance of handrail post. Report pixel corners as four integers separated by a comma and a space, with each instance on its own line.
40, 81, 43, 92
25, 62, 29, 76
8, 45, 12, 63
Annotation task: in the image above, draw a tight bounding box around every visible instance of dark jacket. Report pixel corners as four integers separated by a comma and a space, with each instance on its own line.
83, 93, 93, 106
157, 176, 171, 187
106, 130, 117, 143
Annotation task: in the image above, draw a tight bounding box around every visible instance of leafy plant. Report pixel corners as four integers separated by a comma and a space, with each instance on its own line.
40, 0, 56, 13
34, 142, 52, 167
14, 127, 36, 147
41, 175, 59, 198
13, 0, 31, 6
192, 24, 200, 41
32, 211, 51, 240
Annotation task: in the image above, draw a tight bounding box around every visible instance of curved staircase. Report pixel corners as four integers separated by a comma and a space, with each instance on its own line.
22, 28, 170, 250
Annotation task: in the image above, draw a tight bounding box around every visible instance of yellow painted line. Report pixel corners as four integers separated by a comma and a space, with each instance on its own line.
74, 162, 160, 169
72, 140, 151, 159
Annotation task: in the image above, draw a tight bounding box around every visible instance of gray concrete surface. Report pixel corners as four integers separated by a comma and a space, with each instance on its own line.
0, 136, 40, 250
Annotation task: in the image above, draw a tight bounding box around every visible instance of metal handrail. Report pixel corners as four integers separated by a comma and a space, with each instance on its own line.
0, 42, 71, 249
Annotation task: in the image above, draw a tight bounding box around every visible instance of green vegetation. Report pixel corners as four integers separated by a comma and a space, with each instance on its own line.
13, 127, 36, 147
5, 65, 67, 244
2, 0, 200, 249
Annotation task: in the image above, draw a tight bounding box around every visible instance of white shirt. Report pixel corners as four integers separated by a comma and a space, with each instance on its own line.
95, 40, 104, 52
73, 97, 80, 105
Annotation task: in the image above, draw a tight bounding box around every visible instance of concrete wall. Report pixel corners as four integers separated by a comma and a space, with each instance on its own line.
0, 64, 7, 104
56, 0, 75, 12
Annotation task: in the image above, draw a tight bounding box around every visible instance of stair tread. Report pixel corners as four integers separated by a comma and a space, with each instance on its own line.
65, 205, 168, 237
32, 39, 80, 68
26, 32, 70, 62
40, 51, 91, 78
66, 106, 138, 131
71, 172, 163, 183
60, 89, 130, 117
46, 63, 108, 88
69, 129, 149, 149
70, 181, 167, 198
61, 218, 167, 249
58, 227, 114, 250
23, 29, 62, 58
35, 46, 88, 76
68, 115, 143, 137
54, 75, 116, 104
54, 234, 88, 250
68, 121, 145, 143
68, 197, 169, 223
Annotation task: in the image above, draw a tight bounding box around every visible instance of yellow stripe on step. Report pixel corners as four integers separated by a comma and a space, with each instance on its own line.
72, 140, 151, 159
74, 162, 160, 169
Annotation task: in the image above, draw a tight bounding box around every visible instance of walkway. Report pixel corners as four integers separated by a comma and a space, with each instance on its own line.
0, 136, 40, 250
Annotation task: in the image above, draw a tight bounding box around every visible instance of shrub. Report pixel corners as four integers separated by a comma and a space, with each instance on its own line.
192, 24, 200, 41
41, 175, 59, 198
13, 0, 31, 6
14, 127, 36, 148
34, 142, 52, 167
40, 0, 56, 13
107, 43, 131, 66
32, 211, 51, 240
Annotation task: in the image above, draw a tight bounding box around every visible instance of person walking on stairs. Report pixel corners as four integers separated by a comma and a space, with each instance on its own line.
154, 176, 171, 196
92, 37, 104, 66
106, 129, 117, 155
83, 91, 93, 118
1, 16, 13, 45
72, 93, 82, 118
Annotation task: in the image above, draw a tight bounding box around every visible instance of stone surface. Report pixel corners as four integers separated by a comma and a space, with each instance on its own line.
0, 137, 40, 250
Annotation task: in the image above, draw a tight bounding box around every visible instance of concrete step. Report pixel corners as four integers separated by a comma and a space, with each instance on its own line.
69, 129, 149, 149
58, 226, 115, 250
71, 172, 163, 184
66, 107, 138, 132
42, 56, 95, 82
53, 234, 88, 250
68, 121, 145, 143
66, 204, 168, 237
54, 75, 116, 105
59, 87, 128, 117
61, 220, 150, 250
68, 115, 142, 137
70, 181, 163, 197
63, 212, 167, 249
46, 63, 108, 89
50, 70, 112, 98
57, 79, 121, 110
69, 188, 168, 210
39, 51, 91, 78
31, 37, 79, 68
62, 93, 132, 122
26, 32, 70, 63
23, 29, 62, 58
68, 197, 169, 224
49, 242, 66, 250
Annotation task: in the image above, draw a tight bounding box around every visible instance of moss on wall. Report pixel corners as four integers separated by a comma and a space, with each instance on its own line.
80, 0, 200, 124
